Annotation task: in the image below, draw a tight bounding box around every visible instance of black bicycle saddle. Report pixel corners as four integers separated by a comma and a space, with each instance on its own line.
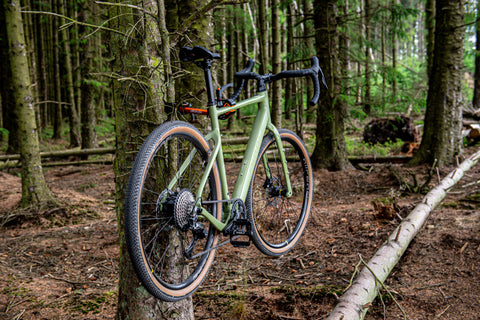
180, 45, 220, 62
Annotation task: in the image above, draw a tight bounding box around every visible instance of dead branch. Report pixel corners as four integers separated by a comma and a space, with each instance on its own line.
326, 148, 480, 320
388, 159, 437, 194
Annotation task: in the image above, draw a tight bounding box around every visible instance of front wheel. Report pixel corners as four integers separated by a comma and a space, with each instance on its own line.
246, 129, 313, 256
124, 121, 221, 301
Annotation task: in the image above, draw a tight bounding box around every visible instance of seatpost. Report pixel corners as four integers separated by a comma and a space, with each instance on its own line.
195, 59, 216, 106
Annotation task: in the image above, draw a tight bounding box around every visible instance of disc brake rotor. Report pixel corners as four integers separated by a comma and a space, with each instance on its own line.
266, 176, 282, 206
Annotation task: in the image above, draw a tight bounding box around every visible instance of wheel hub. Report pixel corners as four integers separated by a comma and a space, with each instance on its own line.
265, 176, 282, 206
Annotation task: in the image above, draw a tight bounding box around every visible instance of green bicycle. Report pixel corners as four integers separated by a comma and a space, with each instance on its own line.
124, 45, 326, 301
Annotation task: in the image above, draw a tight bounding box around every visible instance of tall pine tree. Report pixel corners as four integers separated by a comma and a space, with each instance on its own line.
4, 0, 56, 208
410, 0, 464, 166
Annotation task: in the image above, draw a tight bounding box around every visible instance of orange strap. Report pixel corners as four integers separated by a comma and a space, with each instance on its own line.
178, 105, 208, 115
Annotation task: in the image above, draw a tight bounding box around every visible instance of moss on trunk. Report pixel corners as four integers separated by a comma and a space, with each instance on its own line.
5, 0, 56, 208
110, 1, 193, 318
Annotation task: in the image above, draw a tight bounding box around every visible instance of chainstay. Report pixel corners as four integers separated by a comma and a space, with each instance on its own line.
188, 235, 240, 260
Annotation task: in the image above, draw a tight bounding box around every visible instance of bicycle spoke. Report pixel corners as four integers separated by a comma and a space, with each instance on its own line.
152, 235, 171, 279
143, 188, 161, 196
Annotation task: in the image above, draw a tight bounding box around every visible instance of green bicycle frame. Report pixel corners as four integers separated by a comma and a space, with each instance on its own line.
170, 90, 292, 232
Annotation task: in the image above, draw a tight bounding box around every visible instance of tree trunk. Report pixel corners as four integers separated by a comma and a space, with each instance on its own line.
425, 0, 435, 81
0, 7, 18, 153
33, 0, 46, 136
234, 6, 243, 120
110, 1, 193, 318
246, 2, 258, 62
363, 0, 371, 115
58, 0, 81, 147
79, 2, 97, 153
226, 8, 235, 130
304, 0, 316, 123
285, 1, 294, 121
391, 0, 398, 99
410, 0, 464, 166
257, 0, 269, 75
52, 0, 63, 140
381, 10, 386, 105
72, 2, 82, 145
4, 0, 55, 208
172, 0, 214, 131
311, 0, 350, 171
326, 149, 480, 320
339, 0, 350, 98
218, 6, 227, 87
271, 0, 282, 128
472, 0, 480, 110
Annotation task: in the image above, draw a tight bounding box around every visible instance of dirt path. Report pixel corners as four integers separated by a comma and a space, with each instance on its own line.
0, 159, 479, 319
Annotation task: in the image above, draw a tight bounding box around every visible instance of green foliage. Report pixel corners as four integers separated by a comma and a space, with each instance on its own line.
84, 79, 108, 89
2, 285, 32, 297
96, 116, 115, 138
346, 137, 405, 157
69, 291, 114, 315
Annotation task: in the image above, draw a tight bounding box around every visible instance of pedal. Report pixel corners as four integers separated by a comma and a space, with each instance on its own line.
229, 219, 252, 247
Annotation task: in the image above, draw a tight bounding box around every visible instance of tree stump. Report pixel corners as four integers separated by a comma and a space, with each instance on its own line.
363, 115, 419, 144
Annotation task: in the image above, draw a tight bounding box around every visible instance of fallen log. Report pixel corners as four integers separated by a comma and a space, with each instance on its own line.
0, 159, 113, 169
0, 137, 251, 163
348, 155, 411, 164
326, 149, 480, 320
463, 107, 480, 121
0, 147, 115, 161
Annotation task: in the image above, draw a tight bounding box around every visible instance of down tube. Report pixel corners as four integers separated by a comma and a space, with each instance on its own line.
231, 99, 270, 201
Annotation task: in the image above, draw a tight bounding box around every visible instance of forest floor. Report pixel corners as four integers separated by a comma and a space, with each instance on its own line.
0, 147, 479, 320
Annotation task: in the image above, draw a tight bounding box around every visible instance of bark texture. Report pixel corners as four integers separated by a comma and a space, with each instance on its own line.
311, 0, 350, 171
0, 7, 19, 153
58, 0, 81, 147
473, 0, 480, 110
4, 0, 55, 207
170, 0, 214, 111
271, 0, 282, 128
110, 1, 193, 318
410, 0, 464, 166
257, 0, 269, 75
425, 0, 435, 80
79, 2, 97, 153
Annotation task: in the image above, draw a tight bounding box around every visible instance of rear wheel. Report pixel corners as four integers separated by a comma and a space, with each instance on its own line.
124, 121, 221, 301
246, 129, 313, 256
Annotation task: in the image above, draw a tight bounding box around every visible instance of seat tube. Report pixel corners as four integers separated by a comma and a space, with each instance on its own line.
201, 60, 215, 107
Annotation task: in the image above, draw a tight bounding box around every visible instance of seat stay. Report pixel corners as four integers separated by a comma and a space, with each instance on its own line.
167, 148, 198, 191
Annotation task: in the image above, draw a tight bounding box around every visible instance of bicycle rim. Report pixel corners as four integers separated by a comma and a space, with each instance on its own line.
247, 130, 312, 256
125, 122, 221, 300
